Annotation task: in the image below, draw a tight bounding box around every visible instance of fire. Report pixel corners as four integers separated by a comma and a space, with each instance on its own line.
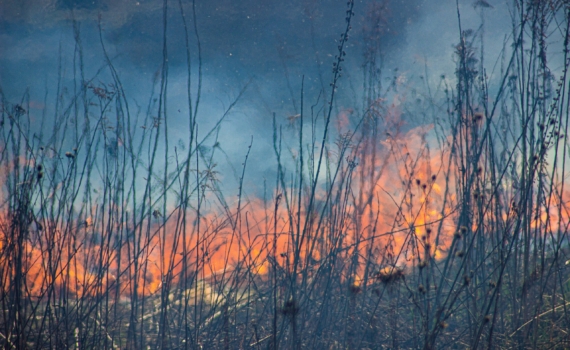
1, 108, 569, 303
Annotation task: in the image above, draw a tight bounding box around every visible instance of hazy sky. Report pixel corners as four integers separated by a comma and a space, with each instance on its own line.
0, 0, 511, 194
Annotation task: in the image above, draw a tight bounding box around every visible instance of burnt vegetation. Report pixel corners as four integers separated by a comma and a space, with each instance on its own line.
1, 0, 570, 349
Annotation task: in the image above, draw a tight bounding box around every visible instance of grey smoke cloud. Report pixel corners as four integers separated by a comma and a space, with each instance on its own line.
0, 0, 509, 196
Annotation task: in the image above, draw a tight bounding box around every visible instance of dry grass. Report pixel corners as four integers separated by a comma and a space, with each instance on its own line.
1, 0, 570, 349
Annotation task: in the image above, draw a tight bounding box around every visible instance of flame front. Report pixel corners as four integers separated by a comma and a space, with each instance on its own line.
3, 111, 567, 301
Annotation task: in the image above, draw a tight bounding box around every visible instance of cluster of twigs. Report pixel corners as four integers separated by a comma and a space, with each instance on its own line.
1, 0, 570, 349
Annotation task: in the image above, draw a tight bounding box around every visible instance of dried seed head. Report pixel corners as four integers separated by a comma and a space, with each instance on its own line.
281, 299, 299, 316
375, 267, 405, 284
349, 283, 361, 294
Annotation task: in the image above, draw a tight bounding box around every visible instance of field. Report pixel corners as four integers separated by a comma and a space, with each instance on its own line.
2, 0, 570, 349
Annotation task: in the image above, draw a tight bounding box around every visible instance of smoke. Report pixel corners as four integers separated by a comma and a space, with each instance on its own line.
0, 0, 510, 195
